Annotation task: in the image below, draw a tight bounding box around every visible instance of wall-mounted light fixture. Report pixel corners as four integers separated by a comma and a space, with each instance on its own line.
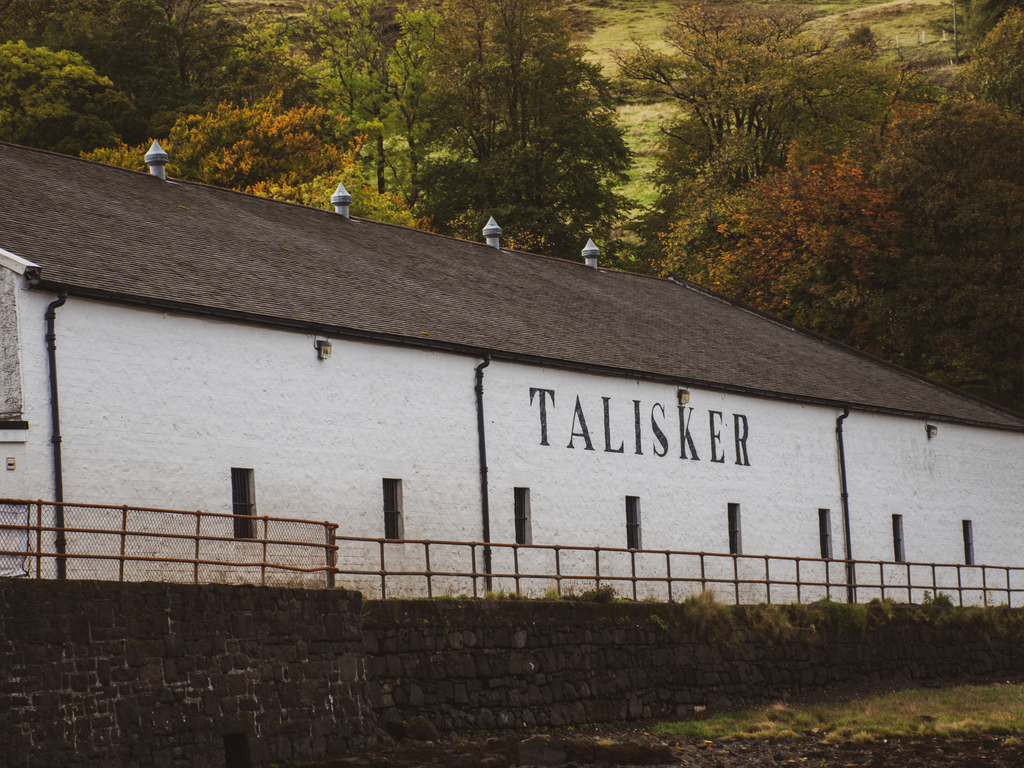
315, 339, 332, 360
677, 388, 690, 405
926, 424, 938, 439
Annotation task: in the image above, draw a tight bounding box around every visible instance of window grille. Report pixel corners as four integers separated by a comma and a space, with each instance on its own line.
383, 479, 402, 540
818, 508, 833, 559
230, 468, 256, 539
625, 496, 641, 550
514, 488, 531, 545
892, 514, 905, 562
728, 503, 742, 555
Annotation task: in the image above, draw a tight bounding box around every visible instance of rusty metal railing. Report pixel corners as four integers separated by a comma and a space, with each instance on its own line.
332, 535, 1023, 607
0, 499, 337, 588
7, 499, 1015, 605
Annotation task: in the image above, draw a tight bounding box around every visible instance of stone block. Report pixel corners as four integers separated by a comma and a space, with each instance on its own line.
516, 735, 567, 765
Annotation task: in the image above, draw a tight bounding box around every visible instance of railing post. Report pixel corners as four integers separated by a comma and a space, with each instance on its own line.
824, 557, 830, 602
471, 543, 478, 598
982, 567, 988, 607
54, 500, 66, 581
931, 563, 937, 604
425, 540, 432, 599
665, 550, 673, 603
119, 505, 128, 583
379, 538, 387, 599
595, 547, 601, 591
764, 555, 770, 604
1007, 567, 1012, 608
35, 501, 43, 579
260, 517, 268, 587
957, 565, 963, 606
795, 557, 801, 604
513, 544, 520, 597
193, 511, 201, 585
554, 545, 561, 596
907, 562, 912, 604
700, 552, 706, 593
879, 562, 885, 601
631, 548, 637, 602
325, 526, 336, 589
733, 555, 740, 605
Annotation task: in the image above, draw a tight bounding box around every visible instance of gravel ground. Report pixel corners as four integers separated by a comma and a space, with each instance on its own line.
297, 728, 1024, 768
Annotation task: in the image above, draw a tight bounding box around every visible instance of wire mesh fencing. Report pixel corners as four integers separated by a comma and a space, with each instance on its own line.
0, 499, 337, 588
332, 534, 1024, 607
5, 498, 1017, 606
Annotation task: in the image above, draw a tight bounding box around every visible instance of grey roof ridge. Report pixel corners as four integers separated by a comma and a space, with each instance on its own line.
666, 275, 1024, 428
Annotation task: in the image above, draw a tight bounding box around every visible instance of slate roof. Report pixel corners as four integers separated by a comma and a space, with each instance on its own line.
3, 141, 1023, 431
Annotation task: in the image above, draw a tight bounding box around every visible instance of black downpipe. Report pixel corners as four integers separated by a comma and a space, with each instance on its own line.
836, 407, 854, 603
474, 354, 492, 591
45, 291, 69, 579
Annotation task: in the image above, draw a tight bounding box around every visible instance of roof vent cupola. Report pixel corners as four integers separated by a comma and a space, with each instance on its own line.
483, 217, 502, 250
144, 140, 169, 180
331, 183, 353, 219
582, 238, 600, 269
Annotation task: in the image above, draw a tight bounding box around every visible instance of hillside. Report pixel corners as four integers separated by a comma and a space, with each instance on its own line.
564, 0, 964, 210
572, 0, 962, 70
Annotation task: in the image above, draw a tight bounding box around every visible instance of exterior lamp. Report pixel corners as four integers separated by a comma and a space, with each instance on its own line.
677, 388, 690, 405
315, 339, 332, 360
926, 424, 938, 439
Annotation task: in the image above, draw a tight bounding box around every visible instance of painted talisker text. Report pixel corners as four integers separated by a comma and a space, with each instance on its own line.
529, 388, 751, 466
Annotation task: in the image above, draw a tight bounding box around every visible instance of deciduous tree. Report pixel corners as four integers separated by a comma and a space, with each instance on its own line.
0, 40, 130, 153
618, 2, 915, 270
873, 100, 1024, 409
666, 150, 901, 352
306, 0, 434, 203
962, 0, 1024, 45
618, 3, 906, 186
960, 7, 1024, 113
1, 0, 250, 139
417, 0, 630, 258
84, 95, 420, 225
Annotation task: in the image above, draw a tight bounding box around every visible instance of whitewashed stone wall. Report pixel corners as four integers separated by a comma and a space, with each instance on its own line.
6, 273, 1024, 601
0, 269, 24, 420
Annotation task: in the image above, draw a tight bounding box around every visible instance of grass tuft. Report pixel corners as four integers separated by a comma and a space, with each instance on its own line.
654, 684, 1024, 741
679, 589, 734, 636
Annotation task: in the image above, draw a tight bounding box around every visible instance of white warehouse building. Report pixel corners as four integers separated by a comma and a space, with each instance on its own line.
1, 142, 1023, 599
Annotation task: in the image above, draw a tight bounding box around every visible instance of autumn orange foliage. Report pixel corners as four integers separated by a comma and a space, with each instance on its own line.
84, 95, 423, 227
694, 149, 901, 352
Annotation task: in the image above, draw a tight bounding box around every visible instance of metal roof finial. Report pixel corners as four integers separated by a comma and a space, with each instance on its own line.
483, 217, 502, 250
144, 140, 169, 180
331, 183, 353, 219
582, 238, 600, 269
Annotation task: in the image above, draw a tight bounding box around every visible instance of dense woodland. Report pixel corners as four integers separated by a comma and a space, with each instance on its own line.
2, 0, 1024, 410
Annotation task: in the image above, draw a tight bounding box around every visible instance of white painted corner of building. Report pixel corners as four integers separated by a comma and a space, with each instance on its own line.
0, 247, 40, 276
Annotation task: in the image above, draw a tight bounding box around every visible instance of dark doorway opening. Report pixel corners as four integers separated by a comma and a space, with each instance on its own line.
223, 734, 252, 768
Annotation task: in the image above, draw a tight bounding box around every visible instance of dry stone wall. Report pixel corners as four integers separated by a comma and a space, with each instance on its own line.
1, 580, 375, 768
4, 581, 1024, 768
363, 600, 1024, 731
